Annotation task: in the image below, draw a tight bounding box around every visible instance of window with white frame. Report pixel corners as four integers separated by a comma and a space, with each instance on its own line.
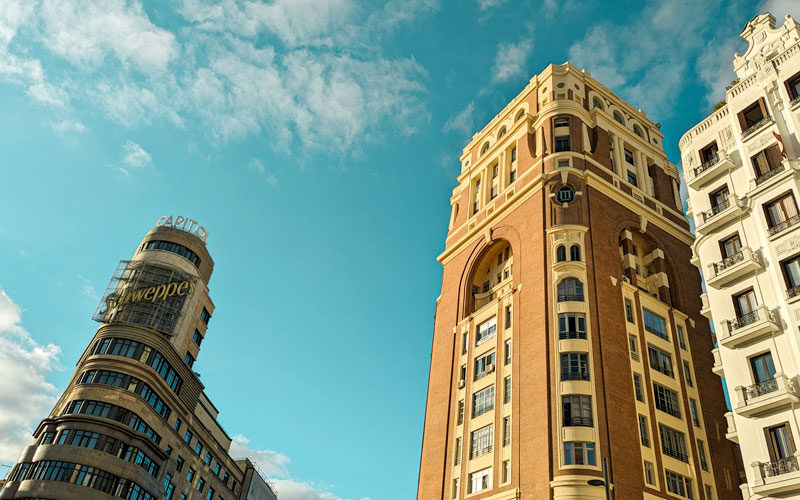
476, 316, 497, 346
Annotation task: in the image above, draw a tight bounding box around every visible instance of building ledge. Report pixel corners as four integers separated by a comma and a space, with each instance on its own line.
724, 411, 738, 443
706, 246, 762, 289
695, 195, 746, 234
734, 372, 800, 417
749, 160, 796, 200
687, 153, 736, 189
712, 347, 724, 377
718, 305, 779, 349
751, 453, 800, 496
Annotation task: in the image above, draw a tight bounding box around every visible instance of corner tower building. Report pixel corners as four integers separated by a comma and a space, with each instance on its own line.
0, 219, 276, 500
417, 64, 741, 500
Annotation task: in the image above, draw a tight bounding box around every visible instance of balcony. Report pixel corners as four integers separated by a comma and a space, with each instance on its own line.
755, 163, 786, 186
688, 153, 736, 189
695, 195, 746, 234
734, 372, 800, 417
724, 411, 738, 443
718, 305, 779, 349
751, 453, 800, 496
788, 286, 800, 303
706, 247, 762, 289
768, 214, 800, 239
712, 347, 724, 376
741, 117, 773, 141
700, 293, 712, 319
563, 416, 593, 427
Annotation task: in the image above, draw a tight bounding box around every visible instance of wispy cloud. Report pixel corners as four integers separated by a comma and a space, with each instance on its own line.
442, 101, 475, 139
230, 434, 370, 500
122, 140, 152, 168
77, 275, 97, 301
477, 0, 507, 10
0, 285, 61, 464
491, 38, 532, 83
248, 158, 279, 188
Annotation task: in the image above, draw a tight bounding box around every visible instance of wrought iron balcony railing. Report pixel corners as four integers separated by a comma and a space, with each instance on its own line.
743, 378, 779, 402
563, 416, 593, 427
713, 251, 744, 275
741, 117, 771, 139
728, 310, 760, 331
768, 214, 800, 237
559, 330, 587, 340
702, 198, 731, 222
662, 447, 690, 463
693, 153, 720, 177
557, 294, 584, 302
788, 286, 800, 299
561, 372, 590, 381
756, 164, 785, 186
761, 455, 799, 478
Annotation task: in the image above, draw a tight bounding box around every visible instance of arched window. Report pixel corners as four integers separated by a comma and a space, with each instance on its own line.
556, 245, 567, 262
613, 111, 625, 124
557, 278, 584, 302
515, 110, 525, 122
592, 97, 604, 110
570, 245, 581, 261
633, 125, 643, 138
498, 127, 507, 139
481, 142, 490, 154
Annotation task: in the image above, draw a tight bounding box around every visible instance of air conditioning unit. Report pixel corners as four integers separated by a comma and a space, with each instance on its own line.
458, 379, 465, 389
487, 363, 495, 373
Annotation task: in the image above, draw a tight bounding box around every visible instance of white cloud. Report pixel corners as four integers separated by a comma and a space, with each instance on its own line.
0, 285, 61, 464
229, 435, 370, 500
248, 158, 279, 188
443, 101, 475, 139
477, 0, 507, 10
122, 140, 152, 168
759, 0, 800, 20
492, 38, 532, 83
51, 119, 86, 134
696, 36, 742, 106
77, 275, 97, 300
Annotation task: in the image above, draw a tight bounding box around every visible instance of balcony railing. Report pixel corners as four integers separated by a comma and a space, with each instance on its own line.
559, 330, 587, 340
473, 404, 494, 418
713, 251, 744, 275
557, 293, 584, 302
728, 310, 761, 331
641, 436, 650, 447
741, 117, 772, 139
630, 350, 639, 361
788, 286, 800, 299
561, 372, 590, 381
761, 455, 799, 478
768, 214, 800, 237
743, 378, 779, 402
563, 416, 593, 427
662, 447, 690, 463
702, 198, 731, 222
470, 444, 493, 459
693, 153, 720, 177
791, 95, 800, 107
651, 364, 674, 378
756, 164, 786, 186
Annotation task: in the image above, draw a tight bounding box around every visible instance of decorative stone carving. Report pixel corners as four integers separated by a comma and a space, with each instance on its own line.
720, 126, 735, 150
776, 235, 800, 256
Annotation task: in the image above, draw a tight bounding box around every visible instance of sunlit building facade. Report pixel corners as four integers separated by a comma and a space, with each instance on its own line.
0, 218, 277, 500
680, 13, 800, 499
418, 63, 741, 500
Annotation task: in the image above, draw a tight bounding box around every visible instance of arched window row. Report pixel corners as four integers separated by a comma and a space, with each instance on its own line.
555, 245, 582, 263
557, 278, 584, 302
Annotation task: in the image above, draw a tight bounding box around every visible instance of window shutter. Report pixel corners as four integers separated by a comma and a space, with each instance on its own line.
737, 111, 747, 131
758, 98, 768, 120
766, 144, 783, 170
766, 427, 777, 461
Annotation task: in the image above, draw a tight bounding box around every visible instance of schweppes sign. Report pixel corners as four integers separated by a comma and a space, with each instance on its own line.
106, 280, 196, 310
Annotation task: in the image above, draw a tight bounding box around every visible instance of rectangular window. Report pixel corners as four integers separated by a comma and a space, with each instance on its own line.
469, 425, 493, 459
472, 386, 495, 418
473, 179, 481, 214
781, 255, 800, 291
751, 351, 777, 384
676, 326, 686, 350
504, 376, 511, 404
733, 288, 758, 317
642, 309, 668, 340
204, 452, 212, 465
469, 467, 492, 493
787, 72, 800, 100
720, 234, 742, 259
452, 478, 459, 499
709, 185, 730, 210
644, 461, 655, 485
461, 332, 468, 355
625, 298, 634, 322
454, 437, 461, 465
767, 423, 795, 459
689, 399, 700, 427
198, 477, 205, 492
555, 136, 570, 152
629, 335, 639, 360
738, 98, 768, 131
460, 364, 466, 383
173, 418, 181, 432
40, 431, 55, 445
665, 469, 693, 499
184, 352, 195, 368
659, 424, 689, 462
505, 305, 512, 329
627, 170, 638, 186
653, 383, 681, 418
476, 317, 497, 346
503, 416, 511, 446
697, 439, 708, 471
639, 415, 650, 447
510, 147, 517, 183
457, 400, 464, 425
705, 484, 713, 500
624, 148, 635, 164
195, 441, 203, 455
184, 431, 192, 444
764, 192, 799, 231
683, 361, 693, 387
562, 395, 593, 427
504, 339, 511, 365
564, 442, 596, 465
502, 460, 510, 483
492, 164, 499, 178
187, 467, 196, 483
751, 143, 784, 181
648, 345, 673, 377
176, 456, 184, 472
558, 313, 586, 339
192, 329, 203, 347
633, 373, 644, 402
474, 351, 496, 381
560, 352, 590, 381
200, 308, 211, 325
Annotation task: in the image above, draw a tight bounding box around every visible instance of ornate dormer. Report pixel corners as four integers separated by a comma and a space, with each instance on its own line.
734, 13, 800, 79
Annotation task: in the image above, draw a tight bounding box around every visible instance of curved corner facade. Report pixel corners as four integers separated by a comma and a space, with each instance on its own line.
680, 13, 800, 499
0, 220, 276, 500
418, 63, 741, 500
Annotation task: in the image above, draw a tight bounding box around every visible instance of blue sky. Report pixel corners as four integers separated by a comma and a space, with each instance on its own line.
0, 1, 798, 499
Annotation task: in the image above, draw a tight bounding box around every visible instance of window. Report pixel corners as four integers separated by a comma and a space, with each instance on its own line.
503, 416, 511, 446
683, 361, 693, 387
558, 313, 586, 339
719, 234, 742, 260
751, 144, 784, 181
184, 352, 195, 368
625, 298, 634, 322
470, 425, 493, 459
659, 424, 689, 462
505, 305, 512, 329
204, 452, 212, 465
697, 439, 708, 471
144, 239, 201, 267
452, 478, 459, 499
459, 364, 466, 383
564, 442, 595, 465
472, 386, 495, 418
165, 474, 176, 500
195, 441, 203, 455
481, 142, 490, 154
560, 353, 590, 381
709, 185, 730, 212
187, 467, 196, 483
192, 330, 203, 347
504, 376, 511, 404
207, 488, 215, 500
633, 125, 643, 137
781, 255, 800, 292
642, 309, 667, 340
665, 469, 693, 499
498, 127, 506, 138
629, 335, 638, 360
184, 430, 192, 444
647, 346, 673, 377
173, 418, 181, 432
633, 373, 644, 402
476, 316, 497, 346
473, 179, 481, 215
557, 278, 584, 302
504, 339, 511, 365
638, 415, 650, 447
733, 289, 758, 318
200, 308, 211, 325
198, 477, 205, 492
555, 136, 570, 152
624, 148, 634, 165
627, 170, 638, 186
653, 383, 681, 418
557, 159, 570, 168
510, 147, 517, 183
676, 326, 686, 350
556, 245, 567, 262
457, 400, 464, 425
474, 351, 496, 380
502, 460, 510, 483
562, 395, 593, 427
592, 97, 604, 110
461, 332, 468, 355
705, 484, 714, 500
569, 245, 580, 261
613, 111, 624, 124
166, 445, 173, 455
767, 423, 796, 460
644, 461, 655, 485
737, 98, 768, 132
689, 399, 701, 427
787, 72, 800, 100
176, 456, 184, 472
454, 437, 461, 465
469, 467, 492, 493
764, 193, 799, 234
40, 431, 55, 445
699, 141, 719, 164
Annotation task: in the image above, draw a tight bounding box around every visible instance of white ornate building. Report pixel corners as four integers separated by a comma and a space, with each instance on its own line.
680, 12, 800, 500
